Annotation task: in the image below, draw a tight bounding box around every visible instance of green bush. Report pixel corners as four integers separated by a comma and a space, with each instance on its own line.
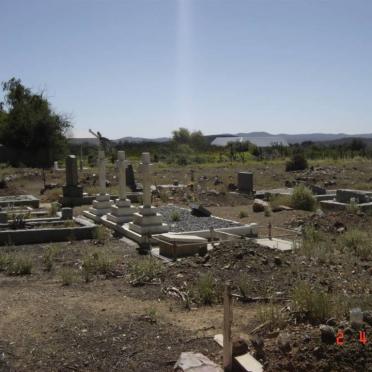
285, 153, 308, 172
60, 267, 77, 286
339, 229, 372, 260
290, 185, 316, 211
193, 273, 218, 305
6, 255, 33, 275
128, 257, 164, 285
292, 282, 334, 322
170, 210, 181, 222
82, 251, 115, 282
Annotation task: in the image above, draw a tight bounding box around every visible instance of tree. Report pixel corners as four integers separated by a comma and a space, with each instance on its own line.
172, 127, 191, 144
0, 78, 72, 167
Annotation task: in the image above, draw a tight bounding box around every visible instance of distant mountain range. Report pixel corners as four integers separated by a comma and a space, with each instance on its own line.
70, 132, 372, 145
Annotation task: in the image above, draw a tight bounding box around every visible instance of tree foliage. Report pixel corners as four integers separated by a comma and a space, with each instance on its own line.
0, 78, 72, 167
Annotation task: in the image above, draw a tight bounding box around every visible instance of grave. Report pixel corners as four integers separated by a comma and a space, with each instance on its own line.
0, 212, 97, 245
320, 189, 372, 211
238, 172, 254, 194
124, 152, 168, 244
105, 151, 137, 224
59, 155, 92, 207
0, 195, 40, 208
83, 151, 113, 220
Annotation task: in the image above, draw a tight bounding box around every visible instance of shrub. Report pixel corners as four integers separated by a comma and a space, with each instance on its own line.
238, 210, 248, 219
290, 185, 316, 211
292, 282, 334, 323
82, 251, 115, 282
339, 229, 372, 260
257, 303, 287, 331
43, 245, 58, 272
193, 273, 218, 305
170, 210, 181, 222
6, 255, 33, 275
285, 153, 308, 172
60, 267, 77, 286
128, 257, 164, 286
94, 225, 110, 243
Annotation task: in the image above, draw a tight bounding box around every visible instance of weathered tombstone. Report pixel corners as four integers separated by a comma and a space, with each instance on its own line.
238, 172, 254, 194
126, 164, 136, 191
107, 151, 136, 224
61, 156, 84, 208
54, 161, 59, 171
61, 207, 73, 220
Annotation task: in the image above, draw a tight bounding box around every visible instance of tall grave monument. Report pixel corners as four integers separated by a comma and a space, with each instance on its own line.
60, 155, 84, 206
106, 151, 136, 224
124, 152, 168, 243
87, 150, 113, 217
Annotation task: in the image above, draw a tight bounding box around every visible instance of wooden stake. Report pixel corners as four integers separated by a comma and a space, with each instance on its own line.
223, 284, 232, 372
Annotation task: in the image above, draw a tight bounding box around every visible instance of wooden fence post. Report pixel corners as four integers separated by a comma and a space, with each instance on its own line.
223, 284, 232, 371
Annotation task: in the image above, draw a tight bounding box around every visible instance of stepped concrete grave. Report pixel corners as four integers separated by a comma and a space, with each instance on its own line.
106, 151, 137, 224
320, 189, 372, 211
83, 150, 113, 221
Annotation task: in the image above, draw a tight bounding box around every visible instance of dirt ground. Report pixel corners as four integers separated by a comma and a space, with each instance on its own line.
0, 159, 372, 371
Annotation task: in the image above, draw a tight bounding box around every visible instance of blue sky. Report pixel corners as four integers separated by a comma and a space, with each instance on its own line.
1, 0, 371, 138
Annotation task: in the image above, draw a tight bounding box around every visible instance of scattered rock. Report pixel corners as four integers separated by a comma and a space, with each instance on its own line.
363, 311, 372, 326
253, 199, 269, 213
190, 204, 212, 217
319, 325, 336, 344
326, 318, 337, 326
174, 352, 223, 372
277, 333, 291, 353
232, 336, 249, 356
274, 256, 282, 266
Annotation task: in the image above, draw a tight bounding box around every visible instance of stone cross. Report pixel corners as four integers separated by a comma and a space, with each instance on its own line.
139, 152, 152, 208
117, 151, 129, 200
98, 150, 106, 195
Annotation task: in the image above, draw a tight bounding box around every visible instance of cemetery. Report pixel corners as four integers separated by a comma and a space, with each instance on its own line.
1, 146, 371, 371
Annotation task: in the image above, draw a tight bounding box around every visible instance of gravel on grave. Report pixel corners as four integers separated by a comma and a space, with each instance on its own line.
157, 205, 242, 232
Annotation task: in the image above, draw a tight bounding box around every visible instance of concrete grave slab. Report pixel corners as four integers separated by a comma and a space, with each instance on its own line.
0, 195, 40, 208
254, 238, 294, 251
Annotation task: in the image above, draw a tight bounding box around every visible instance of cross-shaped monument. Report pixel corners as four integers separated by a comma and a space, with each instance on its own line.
106, 151, 136, 224
126, 152, 168, 244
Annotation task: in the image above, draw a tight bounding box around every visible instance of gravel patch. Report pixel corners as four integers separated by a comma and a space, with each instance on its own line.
157, 205, 242, 232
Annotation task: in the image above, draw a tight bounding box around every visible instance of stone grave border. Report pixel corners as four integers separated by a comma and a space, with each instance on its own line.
0, 216, 97, 246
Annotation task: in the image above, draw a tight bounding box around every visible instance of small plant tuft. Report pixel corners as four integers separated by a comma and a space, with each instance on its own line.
290, 185, 316, 211
238, 210, 248, 219
170, 210, 181, 222
60, 267, 77, 286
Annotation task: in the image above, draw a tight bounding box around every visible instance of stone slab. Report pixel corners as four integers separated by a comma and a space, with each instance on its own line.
106, 213, 134, 224
214, 334, 263, 372
128, 222, 169, 235
254, 238, 294, 251
336, 189, 370, 203
132, 213, 163, 226
157, 234, 208, 258
0, 195, 40, 208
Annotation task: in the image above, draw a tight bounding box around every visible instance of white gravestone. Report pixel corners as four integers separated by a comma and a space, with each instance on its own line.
128, 152, 168, 236
90, 150, 113, 216
107, 151, 136, 224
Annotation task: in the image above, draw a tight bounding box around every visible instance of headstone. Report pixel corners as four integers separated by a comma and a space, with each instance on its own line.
54, 161, 59, 171
62, 155, 83, 198
107, 151, 136, 224
90, 151, 113, 216
127, 152, 168, 245
61, 207, 73, 220
126, 164, 136, 191
238, 172, 254, 194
